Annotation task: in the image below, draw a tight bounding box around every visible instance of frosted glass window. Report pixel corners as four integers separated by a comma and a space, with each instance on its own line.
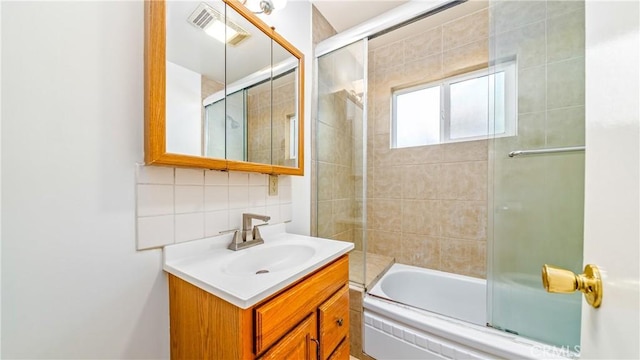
394, 86, 441, 148
392, 63, 515, 148
449, 72, 507, 140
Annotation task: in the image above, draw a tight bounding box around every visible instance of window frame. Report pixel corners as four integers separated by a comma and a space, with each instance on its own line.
391, 61, 517, 148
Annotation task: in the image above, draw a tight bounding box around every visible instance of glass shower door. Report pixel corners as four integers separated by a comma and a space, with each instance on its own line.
316, 40, 367, 286
488, 0, 585, 350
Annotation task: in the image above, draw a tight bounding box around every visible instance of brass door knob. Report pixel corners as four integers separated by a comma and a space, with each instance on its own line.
542, 264, 603, 308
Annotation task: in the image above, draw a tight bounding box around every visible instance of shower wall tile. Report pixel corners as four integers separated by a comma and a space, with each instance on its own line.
317, 200, 334, 237
440, 238, 486, 278
518, 65, 547, 114
403, 54, 443, 87
546, 9, 585, 63
443, 38, 489, 76
373, 100, 391, 135
443, 8, 489, 51
500, 111, 546, 150
440, 201, 487, 240
400, 235, 441, 269
401, 144, 444, 164
546, 106, 585, 147
440, 161, 487, 201
546, 0, 584, 18
374, 40, 405, 70
369, 230, 402, 260
404, 27, 443, 62
373, 165, 402, 199
442, 140, 488, 162
546, 57, 585, 110
136, 165, 293, 250
491, 0, 547, 35
491, 20, 546, 70
402, 200, 441, 236
369, 199, 402, 231
401, 163, 440, 200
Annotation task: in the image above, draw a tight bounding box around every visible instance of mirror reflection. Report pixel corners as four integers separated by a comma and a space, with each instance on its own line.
164, 0, 299, 168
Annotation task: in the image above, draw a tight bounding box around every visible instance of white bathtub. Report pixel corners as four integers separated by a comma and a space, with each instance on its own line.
364, 264, 574, 360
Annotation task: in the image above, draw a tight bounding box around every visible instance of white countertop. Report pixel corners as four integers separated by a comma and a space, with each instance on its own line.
163, 223, 354, 309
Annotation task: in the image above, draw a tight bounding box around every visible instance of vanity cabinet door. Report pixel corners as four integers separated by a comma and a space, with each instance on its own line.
258, 313, 318, 360
327, 339, 350, 360
318, 285, 350, 359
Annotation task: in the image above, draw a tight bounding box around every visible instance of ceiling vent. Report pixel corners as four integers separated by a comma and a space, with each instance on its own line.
188, 3, 251, 46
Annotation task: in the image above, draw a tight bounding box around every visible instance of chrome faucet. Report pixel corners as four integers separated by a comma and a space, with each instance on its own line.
228, 213, 271, 251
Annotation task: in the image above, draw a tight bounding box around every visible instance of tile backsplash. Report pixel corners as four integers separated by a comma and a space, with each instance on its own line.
135, 165, 292, 250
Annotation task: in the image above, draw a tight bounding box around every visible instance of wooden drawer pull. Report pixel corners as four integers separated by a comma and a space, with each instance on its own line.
336, 318, 344, 327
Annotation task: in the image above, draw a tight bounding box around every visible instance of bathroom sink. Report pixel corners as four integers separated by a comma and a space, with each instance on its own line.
222, 244, 316, 276
163, 223, 354, 308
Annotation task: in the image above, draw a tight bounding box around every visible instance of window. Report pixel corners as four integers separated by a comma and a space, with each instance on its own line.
392, 63, 516, 148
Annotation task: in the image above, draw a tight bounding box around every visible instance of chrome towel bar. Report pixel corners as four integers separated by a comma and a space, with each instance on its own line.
508, 146, 585, 158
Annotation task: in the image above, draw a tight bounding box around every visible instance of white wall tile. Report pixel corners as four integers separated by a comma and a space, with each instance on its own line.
229, 186, 250, 209
228, 208, 249, 230
205, 186, 229, 211
279, 185, 293, 204
266, 205, 281, 224
175, 186, 204, 214
281, 203, 293, 222
136, 165, 174, 185
205, 210, 230, 237
137, 184, 174, 216
136, 166, 294, 247
175, 168, 204, 185
249, 173, 267, 186
279, 175, 292, 186
249, 186, 267, 207
229, 171, 249, 185
175, 213, 204, 243
249, 207, 268, 219
266, 191, 280, 205
137, 215, 174, 249
205, 170, 229, 186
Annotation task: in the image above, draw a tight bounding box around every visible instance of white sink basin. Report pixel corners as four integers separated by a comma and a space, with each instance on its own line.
222, 244, 316, 275
163, 223, 354, 308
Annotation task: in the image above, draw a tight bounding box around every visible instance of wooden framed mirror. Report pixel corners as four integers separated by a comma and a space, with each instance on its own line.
144, 0, 304, 175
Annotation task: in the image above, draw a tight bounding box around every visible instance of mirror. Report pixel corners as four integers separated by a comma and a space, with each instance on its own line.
145, 0, 304, 175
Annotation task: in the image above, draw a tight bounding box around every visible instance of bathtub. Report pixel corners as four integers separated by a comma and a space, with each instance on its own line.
364, 264, 574, 360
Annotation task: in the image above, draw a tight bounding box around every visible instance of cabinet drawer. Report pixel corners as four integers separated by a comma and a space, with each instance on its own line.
318, 285, 349, 359
255, 256, 349, 355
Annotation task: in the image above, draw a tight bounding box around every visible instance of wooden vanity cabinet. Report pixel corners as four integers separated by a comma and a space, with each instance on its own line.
168, 255, 350, 360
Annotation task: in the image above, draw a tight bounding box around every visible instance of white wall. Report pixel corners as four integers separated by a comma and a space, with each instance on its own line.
1, 0, 313, 358
166, 61, 202, 156
2, 2, 169, 358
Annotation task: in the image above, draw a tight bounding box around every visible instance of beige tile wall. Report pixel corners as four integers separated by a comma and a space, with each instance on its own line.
366, 7, 490, 279
246, 74, 296, 166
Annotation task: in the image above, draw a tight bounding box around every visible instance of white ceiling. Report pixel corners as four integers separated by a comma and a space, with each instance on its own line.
312, 0, 409, 33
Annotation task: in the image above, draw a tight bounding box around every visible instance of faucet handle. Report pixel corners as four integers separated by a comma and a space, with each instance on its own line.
252, 223, 269, 241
